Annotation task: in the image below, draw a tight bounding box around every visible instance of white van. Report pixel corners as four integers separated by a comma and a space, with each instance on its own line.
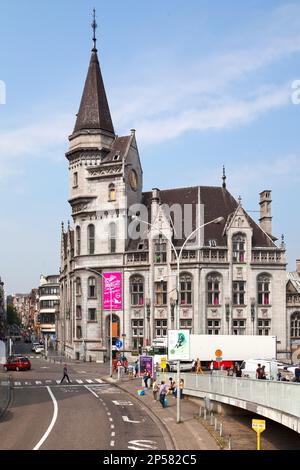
240, 359, 278, 380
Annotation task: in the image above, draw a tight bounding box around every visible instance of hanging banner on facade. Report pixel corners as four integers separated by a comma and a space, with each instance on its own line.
168, 329, 190, 361
102, 272, 122, 311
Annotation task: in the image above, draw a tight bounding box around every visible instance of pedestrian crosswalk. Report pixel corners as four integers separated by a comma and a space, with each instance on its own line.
9, 378, 105, 387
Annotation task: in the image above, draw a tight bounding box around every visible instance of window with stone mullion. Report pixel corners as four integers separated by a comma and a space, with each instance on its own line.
233, 281, 246, 306
154, 237, 167, 264
258, 277, 270, 306
131, 277, 144, 306
180, 275, 192, 305
155, 281, 167, 306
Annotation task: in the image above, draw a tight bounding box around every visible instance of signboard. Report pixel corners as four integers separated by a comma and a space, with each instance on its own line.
215, 349, 223, 358
252, 419, 266, 450
161, 357, 167, 370
115, 339, 123, 349
139, 355, 153, 377
168, 330, 190, 361
102, 272, 123, 311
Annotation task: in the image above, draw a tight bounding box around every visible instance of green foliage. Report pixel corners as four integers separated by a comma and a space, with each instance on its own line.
6, 305, 21, 326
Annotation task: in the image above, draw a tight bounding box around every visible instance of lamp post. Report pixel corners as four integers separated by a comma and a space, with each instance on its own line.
84, 268, 113, 377
133, 214, 224, 423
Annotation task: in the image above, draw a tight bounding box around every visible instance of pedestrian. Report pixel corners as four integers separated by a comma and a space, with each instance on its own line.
143, 370, 149, 388
210, 360, 214, 374
159, 380, 168, 408
112, 358, 118, 374
191, 359, 196, 373
261, 365, 267, 379
134, 360, 139, 377
168, 377, 176, 395
196, 358, 203, 374
256, 363, 262, 379
235, 364, 242, 378
123, 357, 128, 374
152, 379, 159, 401
60, 363, 71, 384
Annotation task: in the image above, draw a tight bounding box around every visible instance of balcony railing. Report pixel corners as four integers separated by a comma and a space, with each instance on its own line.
287, 294, 300, 306
126, 252, 149, 264
252, 251, 284, 264
200, 249, 228, 263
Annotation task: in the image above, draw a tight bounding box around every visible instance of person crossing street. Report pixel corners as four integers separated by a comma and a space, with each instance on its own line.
60, 363, 71, 384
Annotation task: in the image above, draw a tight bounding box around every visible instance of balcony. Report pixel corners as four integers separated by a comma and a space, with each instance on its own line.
252, 251, 285, 264
126, 252, 149, 264
172, 250, 197, 263
287, 294, 300, 306
200, 249, 228, 263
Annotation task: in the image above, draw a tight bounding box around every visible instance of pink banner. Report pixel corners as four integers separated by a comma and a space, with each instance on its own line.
102, 272, 122, 311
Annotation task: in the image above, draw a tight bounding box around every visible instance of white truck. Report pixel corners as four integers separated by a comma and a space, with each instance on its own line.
189, 334, 277, 369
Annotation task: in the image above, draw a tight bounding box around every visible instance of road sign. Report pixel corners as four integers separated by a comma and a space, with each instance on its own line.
252, 419, 266, 450
161, 357, 167, 370
215, 349, 223, 358
115, 339, 123, 349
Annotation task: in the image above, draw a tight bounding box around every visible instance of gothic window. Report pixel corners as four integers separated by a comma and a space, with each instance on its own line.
88, 277, 96, 298
232, 233, 246, 263
180, 274, 192, 305
291, 312, 300, 339
76, 226, 81, 255
155, 281, 167, 306
108, 183, 116, 202
258, 319, 271, 336
207, 320, 220, 335
130, 276, 144, 306
75, 277, 81, 296
154, 236, 167, 263
76, 305, 82, 320
88, 224, 95, 255
109, 223, 116, 253
207, 274, 221, 306
155, 319, 168, 337
88, 308, 96, 321
76, 326, 82, 339
233, 281, 246, 306
257, 275, 271, 306
233, 320, 246, 335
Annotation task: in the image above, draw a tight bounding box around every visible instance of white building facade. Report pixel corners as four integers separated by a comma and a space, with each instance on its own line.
57, 38, 288, 362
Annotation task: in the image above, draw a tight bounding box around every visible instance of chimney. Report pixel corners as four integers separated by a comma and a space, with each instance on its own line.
296, 260, 300, 275
152, 188, 161, 204
259, 190, 272, 235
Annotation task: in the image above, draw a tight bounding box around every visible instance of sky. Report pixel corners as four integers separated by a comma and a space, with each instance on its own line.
0, 0, 300, 294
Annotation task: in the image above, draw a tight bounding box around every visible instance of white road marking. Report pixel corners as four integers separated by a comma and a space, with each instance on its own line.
109, 418, 113, 422
33, 387, 58, 450
1, 381, 10, 386
85, 379, 93, 383
24, 382, 32, 386
56, 380, 61, 384
110, 425, 115, 429
45, 380, 52, 384
76, 379, 83, 384
128, 440, 158, 450
14, 382, 21, 386
122, 416, 141, 424
95, 379, 104, 383
112, 400, 133, 406
35, 381, 42, 385
84, 386, 99, 398
111, 432, 115, 437
107, 412, 111, 416
110, 441, 115, 447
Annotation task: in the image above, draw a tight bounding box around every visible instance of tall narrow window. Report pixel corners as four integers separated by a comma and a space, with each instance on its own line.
155, 281, 167, 306
155, 319, 168, 337
291, 312, 300, 339
154, 236, 167, 263
233, 320, 246, 335
130, 276, 144, 306
258, 319, 271, 336
207, 320, 220, 335
73, 172, 78, 188
75, 277, 81, 296
88, 277, 96, 298
108, 183, 116, 202
207, 274, 221, 306
233, 281, 246, 306
232, 234, 246, 263
180, 274, 192, 305
258, 275, 271, 306
109, 223, 116, 253
76, 226, 81, 255
88, 224, 95, 254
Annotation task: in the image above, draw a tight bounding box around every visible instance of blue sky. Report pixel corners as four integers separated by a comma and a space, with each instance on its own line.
0, 0, 300, 293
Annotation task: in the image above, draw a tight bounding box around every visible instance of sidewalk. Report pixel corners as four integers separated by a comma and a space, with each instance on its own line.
103, 375, 219, 451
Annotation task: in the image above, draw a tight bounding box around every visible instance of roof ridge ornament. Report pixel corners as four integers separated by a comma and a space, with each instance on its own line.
222, 165, 226, 189
92, 8, 97, 52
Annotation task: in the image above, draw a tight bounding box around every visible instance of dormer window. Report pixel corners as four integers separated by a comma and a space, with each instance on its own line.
109, 183, 116, 202
113, 154, 120, 161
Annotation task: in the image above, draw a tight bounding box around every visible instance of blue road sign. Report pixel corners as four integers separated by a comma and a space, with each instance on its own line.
115, 339, 123, 349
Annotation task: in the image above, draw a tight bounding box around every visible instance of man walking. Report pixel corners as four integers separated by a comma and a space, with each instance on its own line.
60, 363, 71, 384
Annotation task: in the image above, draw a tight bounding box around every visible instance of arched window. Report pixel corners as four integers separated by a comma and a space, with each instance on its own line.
257, 274, 271, 306
291, 312, 300, 339
88, 277, 96, 298
207, 273, 221, 306
109, 222, 116, 253
88, 224, 95, 254
180, 274, 192, 305
108, 183, 116, 202
130, 275, 144, 306
232, 233, 246, 263
75, 277, 81, 296
76, 226, 81, 255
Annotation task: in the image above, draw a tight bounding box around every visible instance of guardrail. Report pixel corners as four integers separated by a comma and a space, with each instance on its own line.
157, 372, 300, 433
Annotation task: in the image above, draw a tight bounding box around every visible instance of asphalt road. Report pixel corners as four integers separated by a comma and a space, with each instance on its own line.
0, 343, 166, 451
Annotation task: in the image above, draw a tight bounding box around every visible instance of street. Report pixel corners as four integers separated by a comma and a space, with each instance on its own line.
0, 343, 166, 451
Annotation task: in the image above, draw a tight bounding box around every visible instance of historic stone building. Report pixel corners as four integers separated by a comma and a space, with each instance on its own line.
286, 261, 300, 364
57, 34, 288, 362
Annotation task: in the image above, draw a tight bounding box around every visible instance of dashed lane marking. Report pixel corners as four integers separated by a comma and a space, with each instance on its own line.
128, 440, 158, 451
112, 400, 133, 406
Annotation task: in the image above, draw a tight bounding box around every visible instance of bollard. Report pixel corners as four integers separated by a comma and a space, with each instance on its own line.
214, 417, 218, 431
210, 412, 213, 425
228, 434, 232, 450
199, 406, 202, 418
219, 422, 223, 437
204, 409, 207, 420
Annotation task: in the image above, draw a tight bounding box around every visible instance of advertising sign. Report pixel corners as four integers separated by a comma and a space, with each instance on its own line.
102, 272, 122, 310
168, 330, 190, 361
139, 355, 153, 377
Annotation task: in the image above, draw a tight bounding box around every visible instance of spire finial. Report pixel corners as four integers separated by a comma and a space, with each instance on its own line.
92, 8, 97, 52
238, 195, 242, 206
222, 165, 227, 189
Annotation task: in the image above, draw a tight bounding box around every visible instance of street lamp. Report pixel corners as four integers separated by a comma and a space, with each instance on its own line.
84, 268, 113, 377
133, 214, 224, 423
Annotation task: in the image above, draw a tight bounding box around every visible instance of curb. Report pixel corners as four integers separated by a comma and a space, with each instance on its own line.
101, 376, 177, 450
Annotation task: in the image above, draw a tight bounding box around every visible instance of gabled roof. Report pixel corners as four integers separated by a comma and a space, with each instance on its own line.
287, 272, 300, 293
73, 50, 114, 135
101, 135, 131, 163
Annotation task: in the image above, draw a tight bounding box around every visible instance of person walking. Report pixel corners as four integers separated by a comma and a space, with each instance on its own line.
152, 379, 159, 401
256, 363, 262, 379
134, 360, 139, 377
60, 364, 71, 384
196, 358, 203, 374
159, 381, 168, 408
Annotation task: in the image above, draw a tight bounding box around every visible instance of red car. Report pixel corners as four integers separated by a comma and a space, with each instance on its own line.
3, 356, 31, 371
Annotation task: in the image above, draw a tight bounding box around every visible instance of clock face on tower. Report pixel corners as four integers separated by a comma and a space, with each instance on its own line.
129, 169, 138, 191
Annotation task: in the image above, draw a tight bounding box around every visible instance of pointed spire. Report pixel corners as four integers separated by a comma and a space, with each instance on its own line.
222, 165, 226, 189
238, 195, 242, 206
73, 12, 115, 136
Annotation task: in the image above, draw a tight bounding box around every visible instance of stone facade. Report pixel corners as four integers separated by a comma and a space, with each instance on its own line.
57, 42, 289, 362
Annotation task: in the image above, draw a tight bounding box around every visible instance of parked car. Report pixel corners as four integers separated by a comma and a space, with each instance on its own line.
3, 356, 31, 371
31, 343, 40, 352
34, 345, 45, 354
